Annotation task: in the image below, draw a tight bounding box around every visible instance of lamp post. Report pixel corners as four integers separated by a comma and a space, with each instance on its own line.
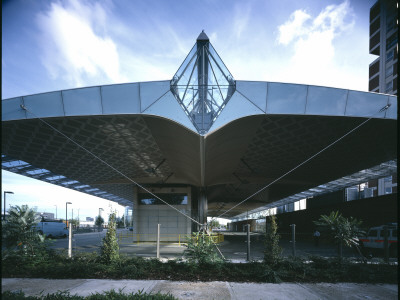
66, 202, 72, 228
3, 191, 14, 220
54, 205, 57, 219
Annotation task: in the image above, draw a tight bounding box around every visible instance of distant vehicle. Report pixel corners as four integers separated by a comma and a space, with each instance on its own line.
36, 219, 69, 238
359, 223, 397, 256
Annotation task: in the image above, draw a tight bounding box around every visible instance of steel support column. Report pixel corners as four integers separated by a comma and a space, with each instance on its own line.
198, 188, 208, 229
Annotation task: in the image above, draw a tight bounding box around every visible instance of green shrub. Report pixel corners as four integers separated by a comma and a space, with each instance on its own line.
2, 248, 397, 283
2, 205, 45, 256
183, 232, 224, 264
100, 213, 119, 264
264, 215, 282, 265
314, 211, 365, 260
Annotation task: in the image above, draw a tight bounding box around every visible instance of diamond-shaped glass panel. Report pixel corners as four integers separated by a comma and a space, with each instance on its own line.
171, 31, 236, 134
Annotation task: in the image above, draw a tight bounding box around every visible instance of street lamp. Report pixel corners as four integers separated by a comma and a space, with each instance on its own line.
66, 202, 72, 228
54, 205, 57, 219
3, 191, 14, 220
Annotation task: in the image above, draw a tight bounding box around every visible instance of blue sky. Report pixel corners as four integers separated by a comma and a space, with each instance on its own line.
2, 0, 377, 221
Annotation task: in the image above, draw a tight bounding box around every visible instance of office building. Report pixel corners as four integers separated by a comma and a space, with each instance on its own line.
369, 0, 398, 94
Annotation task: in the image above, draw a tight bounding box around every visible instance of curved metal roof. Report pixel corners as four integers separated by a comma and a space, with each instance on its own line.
2, 33, 397, 219
2, 80, 396, 125
2, 80, 397, 217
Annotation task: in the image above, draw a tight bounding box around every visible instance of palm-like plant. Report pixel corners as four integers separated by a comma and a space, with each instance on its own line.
2, 205, 44, 254
314, 211, 365, 260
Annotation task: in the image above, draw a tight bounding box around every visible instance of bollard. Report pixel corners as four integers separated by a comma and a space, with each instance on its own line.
290, 224, 296, 257
157, 224, 161, 259
247, 224, 251, 261
383, 226, 389, 263
68, 223, 72, 258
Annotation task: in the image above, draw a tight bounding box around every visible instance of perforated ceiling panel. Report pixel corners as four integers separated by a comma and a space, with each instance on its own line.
204, 114, 397, 217
2, 107, 397, 218
2, 115, 178, 203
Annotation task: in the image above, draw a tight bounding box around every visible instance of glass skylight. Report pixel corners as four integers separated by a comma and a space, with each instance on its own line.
171, 31, 235, 134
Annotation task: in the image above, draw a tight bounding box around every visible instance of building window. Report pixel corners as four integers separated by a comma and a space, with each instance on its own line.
385, 81, 393, 93
386, 33, 398, 51
384, 176, 393, 194
138, 193, 188, 205
370, 17, 380, 35
386, 65, 393, 77
385, 187, 393, 194
386, 49, 394, 62
386, 16, 395, 33
370, 3, 380, 21
369, 75, 380, 90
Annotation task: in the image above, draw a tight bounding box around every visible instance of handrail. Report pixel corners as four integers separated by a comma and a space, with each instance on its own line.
118, 232, 224, 246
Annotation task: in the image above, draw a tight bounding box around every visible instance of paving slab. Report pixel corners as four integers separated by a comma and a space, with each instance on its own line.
1, 278, 398, 299
152, 280, 231, 299
229, 282, 321, 300
67, 279, 157, 297
299, 283, 398, 300
2, 278, 88, 296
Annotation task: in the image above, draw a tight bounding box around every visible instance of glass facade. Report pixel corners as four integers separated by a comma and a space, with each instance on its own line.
170, 31, 236, 133
138, 193, 188, 205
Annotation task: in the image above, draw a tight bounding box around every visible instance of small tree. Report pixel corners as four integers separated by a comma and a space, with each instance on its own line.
264, 215, 282, 265
2, 205, 44, 255
116, 216, 125, 228
95, 215, 104, 231
208, 218, 220, 231
100, 212, 119, 263
314, 211, 365, 260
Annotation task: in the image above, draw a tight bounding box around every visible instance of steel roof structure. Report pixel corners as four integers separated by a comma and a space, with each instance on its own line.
2, 32, 397, 219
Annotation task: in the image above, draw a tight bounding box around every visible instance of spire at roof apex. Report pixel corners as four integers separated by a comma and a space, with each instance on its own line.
197, 30, 209, 41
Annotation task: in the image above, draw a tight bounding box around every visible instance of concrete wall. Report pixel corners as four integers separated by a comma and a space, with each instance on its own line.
134, 186, 192, 241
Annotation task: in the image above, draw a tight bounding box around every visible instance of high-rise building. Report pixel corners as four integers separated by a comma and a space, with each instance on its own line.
369, 0, 398, 94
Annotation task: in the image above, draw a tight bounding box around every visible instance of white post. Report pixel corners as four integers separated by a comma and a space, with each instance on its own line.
157, 223, 161, 259
68, 223, 72, 258
291, 224, 296, 257
246, 224, 251, 261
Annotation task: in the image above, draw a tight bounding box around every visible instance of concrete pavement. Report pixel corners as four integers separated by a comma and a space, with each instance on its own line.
2, 278, 398, 299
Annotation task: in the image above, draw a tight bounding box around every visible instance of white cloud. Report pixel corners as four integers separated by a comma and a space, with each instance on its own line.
277, 10, 311, 45
233, 3, 252, 39
274, 0, 363, 90
278, 0, 354, 47
36, 0, 125, 86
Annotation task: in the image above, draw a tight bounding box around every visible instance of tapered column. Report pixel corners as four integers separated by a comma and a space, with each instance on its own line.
132, 186, 138, 234
198, 188, 207, 229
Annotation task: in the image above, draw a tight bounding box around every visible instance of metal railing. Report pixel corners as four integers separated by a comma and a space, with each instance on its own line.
118, 232, 224, 246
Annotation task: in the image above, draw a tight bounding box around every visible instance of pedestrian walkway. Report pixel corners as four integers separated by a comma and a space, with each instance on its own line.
2, 278, 398, 300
